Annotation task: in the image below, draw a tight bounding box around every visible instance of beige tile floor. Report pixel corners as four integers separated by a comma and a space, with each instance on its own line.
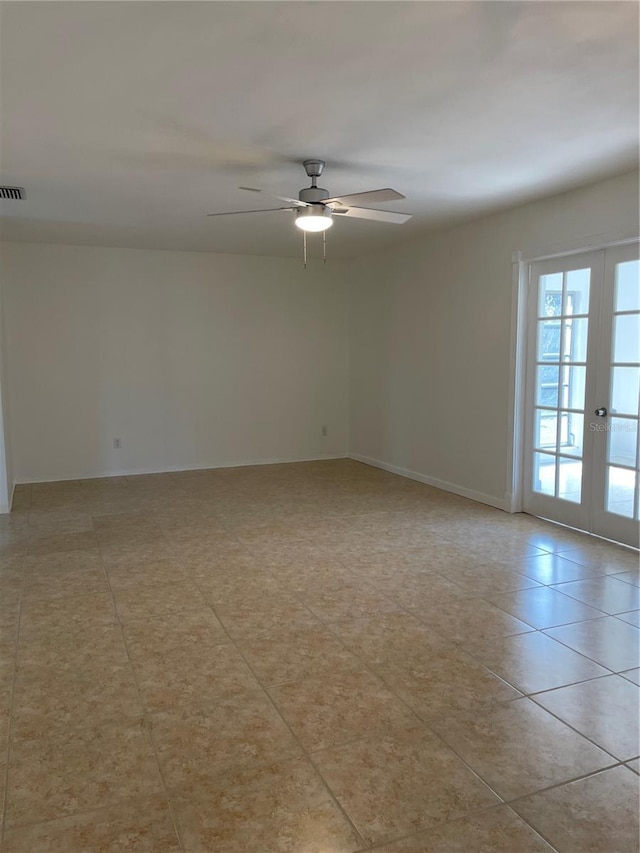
0, 459, 638, 852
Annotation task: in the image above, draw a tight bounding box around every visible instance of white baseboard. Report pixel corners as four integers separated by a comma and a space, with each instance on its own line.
13, 453, 510, 515
14, 453, 349, 485
349, 452, 511, 512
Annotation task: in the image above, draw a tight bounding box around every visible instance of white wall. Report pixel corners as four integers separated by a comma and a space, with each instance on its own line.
348, 170, 640, 510
0, 277, 13, 511
2, 170, 638, 501
0, 243, 348, 483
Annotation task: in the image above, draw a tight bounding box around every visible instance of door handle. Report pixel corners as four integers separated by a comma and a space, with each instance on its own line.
594, 407, 608, 417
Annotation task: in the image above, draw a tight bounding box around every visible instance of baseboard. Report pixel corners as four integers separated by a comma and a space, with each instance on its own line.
349, 452, 511, 512
14, 453, 349, 485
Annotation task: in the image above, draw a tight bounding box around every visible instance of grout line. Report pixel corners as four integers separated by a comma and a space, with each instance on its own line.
524, 692, 635, 765
1, 791, 186, 837
484, 580, 613, 616
184, 514, 375, 847
505, 762, 635, 808
2, 466, 638, 850
455, 622, 621, 683
301, 610, 512, 811
524, 671, 622, 697
312, 606, 635, 843
0, 544, 26, 845
538, 619, 639, 670
216, 534, 638, 846
220, 675, 370, 849
120, 512, 369, 849
97, 524, 187, 853
184, 579, 371, 846
365, 802, 561, 853
226, 543, 517, 822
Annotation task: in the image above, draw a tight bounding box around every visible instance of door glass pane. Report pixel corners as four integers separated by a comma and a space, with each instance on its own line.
564, 317, 588, 363
560, 365, 586, 410
536, 365, 559, 407
558, 457, 582, 503
611, 367, 640, 416
533, 452, 556, 496
535, 409, 558, 450
537, 320, 561, 361
565, 268, 590, 315
613, 313, 640, 363
538, 273, 563, 317
614, 260, 640, 312
559, 412, 584, 457
606, 466, 636, 517
530, 248, 640, 545
608, 418, 638, 468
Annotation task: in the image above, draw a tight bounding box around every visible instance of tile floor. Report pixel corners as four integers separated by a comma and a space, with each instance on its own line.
0, 459, 638, 852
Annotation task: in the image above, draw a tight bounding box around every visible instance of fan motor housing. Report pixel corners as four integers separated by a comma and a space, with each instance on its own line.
299, 186, 330, 204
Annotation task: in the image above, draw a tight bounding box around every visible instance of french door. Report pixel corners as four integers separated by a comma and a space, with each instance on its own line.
523, 242, 640, 549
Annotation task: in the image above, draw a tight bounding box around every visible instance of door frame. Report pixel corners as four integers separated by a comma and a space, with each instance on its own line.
507, 232, 639, 548
522, 250, 604, 531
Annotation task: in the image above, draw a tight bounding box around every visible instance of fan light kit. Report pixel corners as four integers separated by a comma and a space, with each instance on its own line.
295, 205, 333, 232
208, 158, 411, 266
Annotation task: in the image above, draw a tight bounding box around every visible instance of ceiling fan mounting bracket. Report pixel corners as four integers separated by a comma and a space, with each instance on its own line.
302, 159, 325, 179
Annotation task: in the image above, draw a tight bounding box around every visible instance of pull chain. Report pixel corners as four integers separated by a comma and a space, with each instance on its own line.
301, 229, 329, 268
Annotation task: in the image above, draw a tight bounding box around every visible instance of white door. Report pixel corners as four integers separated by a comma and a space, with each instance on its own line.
592, 243, 640, 547
523, 243, 639, 549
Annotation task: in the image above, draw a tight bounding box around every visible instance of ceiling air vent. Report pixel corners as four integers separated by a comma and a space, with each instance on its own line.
0, 187, 25, 200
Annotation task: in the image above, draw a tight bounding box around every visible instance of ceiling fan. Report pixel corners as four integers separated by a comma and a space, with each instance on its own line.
207, 159, 412, 236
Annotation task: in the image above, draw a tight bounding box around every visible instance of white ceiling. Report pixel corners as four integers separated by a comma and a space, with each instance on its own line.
0, 1, 638, 259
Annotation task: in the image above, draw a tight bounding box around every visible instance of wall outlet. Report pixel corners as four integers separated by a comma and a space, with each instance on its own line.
113, 438, 122, 449
321, 425, 328, 437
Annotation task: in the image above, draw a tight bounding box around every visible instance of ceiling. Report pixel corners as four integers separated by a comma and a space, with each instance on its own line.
0, 1, 638, 259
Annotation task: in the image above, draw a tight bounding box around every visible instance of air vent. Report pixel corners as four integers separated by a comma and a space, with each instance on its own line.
0, 187, 25, 200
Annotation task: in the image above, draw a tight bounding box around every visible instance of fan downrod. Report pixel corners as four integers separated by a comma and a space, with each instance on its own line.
299, 159, 329, 204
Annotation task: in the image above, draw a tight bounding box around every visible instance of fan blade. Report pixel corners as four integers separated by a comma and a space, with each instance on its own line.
207, 207, 295, 217
239, 187, 309, 207
324, 188, 405, 208
331, 207, 412, 224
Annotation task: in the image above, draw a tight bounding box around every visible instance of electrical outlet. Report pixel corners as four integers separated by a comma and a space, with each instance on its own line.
321, 425, 328, 437
113, 438, 122, 449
